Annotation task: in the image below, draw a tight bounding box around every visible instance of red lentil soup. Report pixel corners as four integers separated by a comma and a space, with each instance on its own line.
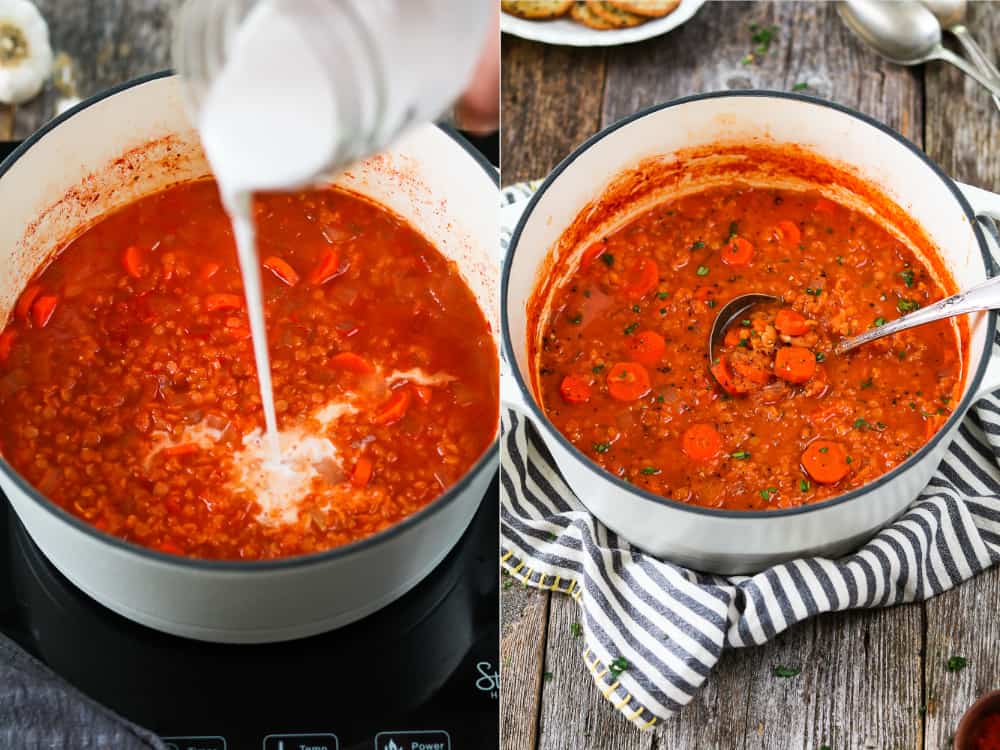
0, 179, 498, 559
536, 185, 964, 510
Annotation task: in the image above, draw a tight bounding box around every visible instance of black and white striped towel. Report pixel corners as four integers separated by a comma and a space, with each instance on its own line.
499, 182, 1000, 731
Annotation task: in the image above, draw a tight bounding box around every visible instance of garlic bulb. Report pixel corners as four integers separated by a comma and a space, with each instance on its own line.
0, 0, 52, 105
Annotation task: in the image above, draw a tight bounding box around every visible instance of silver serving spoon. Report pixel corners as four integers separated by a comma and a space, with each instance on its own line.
921, 0, 1000, 111
707, 278, 1000, 384
837, 0, 1000, 99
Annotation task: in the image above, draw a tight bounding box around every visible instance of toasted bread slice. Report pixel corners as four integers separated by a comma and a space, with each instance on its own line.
607, 0, 681, 18
501, 0, 574, 19
570, 2, 618, 29
590, 1, 648, 27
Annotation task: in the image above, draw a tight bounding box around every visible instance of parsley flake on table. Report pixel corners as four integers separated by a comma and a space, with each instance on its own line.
946, 655, 968, 672
773, 665, 801, 678
570, 622, 583, 638
543, 671, 554, 682
792, 82, 809, 91
751, 23, 779, 54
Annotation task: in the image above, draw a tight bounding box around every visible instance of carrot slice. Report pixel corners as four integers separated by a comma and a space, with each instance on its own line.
559, 374, 591, 404
814, 198, 836, 215
199, 262, 221, 281
774, 346, 816, 383
682, 423, 722, 461
263, 256, 300, 287
0, 330, 15, 363
627, 330, 666, 367
122, 245, 146, 278
724, 327, 742, 347
775, 309, 809, 336
413, 385, 433, 405
204, 293, 243, 312
15, 284, 41, 322
31, 295, 58, 328
227, 325, 252, 340
580, 241, 606, 270
776, 220, 802, 246
711, 357, 748, 396
374, 388, 411, 425
329, 352, 374, 374
163, 443, 199, 457
606, 362, 651, 401
722, 236, 754, 266
309, 248, 342, 285
351, 455, 373, 488
801, 440, 850, 484
625, 258, 659, 300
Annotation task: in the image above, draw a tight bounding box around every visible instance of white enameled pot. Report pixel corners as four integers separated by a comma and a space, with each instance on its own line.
0, 72, 499, 642
502, 91, 1000, 575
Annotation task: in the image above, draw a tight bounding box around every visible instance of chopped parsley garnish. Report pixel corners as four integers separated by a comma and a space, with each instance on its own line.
845, 456, 853, 464
657, 291, 670, 299
592, 364, 605, 374
696, 265, 710, 276
946, 655, 968, 672
569, 313, 583, 325
731, 450, 751, 460
593, 442, 611, 454
900, 268, 915, 288
898, 350, 907, 360
815, 351, 825, 362
860, 377, 873, 389
641, 466, 661, 475
609, 657, 629, 678
819, 447, 829, 454
800, 479, 811, 492
751, 24, 779, 55
805, 287, 822, 296
692, 240, 706, 250
741, 319, 752, 327
632, 304, 641, 313
707, 299, 717, 308
835, 255, 844, 265
792, 82, 809, 91
760, 487, 778, 501
659, 308, 667, 315
875, 421, 887, 431
773, 665, 801, 678
728, 221, 739, 238
854, 418, 869, 430
873, 316, 887, 327
624, 322, 639, 335
570, 622, 583, 638
897, 298, 919, 313
601, 253, 614, 267
737, 338, 749, 348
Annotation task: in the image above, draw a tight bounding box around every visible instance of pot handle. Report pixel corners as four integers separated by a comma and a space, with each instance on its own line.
955, 181, 1000, 398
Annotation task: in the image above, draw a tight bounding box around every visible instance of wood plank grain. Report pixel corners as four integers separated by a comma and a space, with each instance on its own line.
501, 577, 551, 750
923, 567, 1000, 749
500, 35, 607, 184
923, 1, 1000, 191
601, 2, 921, 142
536, 592, 655, 750
12, 0, 181, 138
923, 6, 1000, 747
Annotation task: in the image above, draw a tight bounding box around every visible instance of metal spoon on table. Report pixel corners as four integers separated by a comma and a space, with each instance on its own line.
837, 0, 1000, 99
921, 0, 1000, 111
708, 276, 1000, 384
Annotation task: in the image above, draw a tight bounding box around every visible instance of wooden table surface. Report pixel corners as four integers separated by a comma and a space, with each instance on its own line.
500, 3, 1000, 749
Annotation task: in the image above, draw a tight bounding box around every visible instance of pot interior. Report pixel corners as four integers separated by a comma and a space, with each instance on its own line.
507, 93, 989, 415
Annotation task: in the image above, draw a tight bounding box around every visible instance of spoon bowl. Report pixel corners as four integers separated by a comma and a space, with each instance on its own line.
707, 292, 778, 381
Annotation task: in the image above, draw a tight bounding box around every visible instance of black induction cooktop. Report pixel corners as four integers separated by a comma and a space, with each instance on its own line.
0, 137, 500, 750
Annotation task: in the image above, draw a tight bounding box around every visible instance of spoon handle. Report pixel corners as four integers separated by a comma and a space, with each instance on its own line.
932, 46, 1000, 99
949, 24, 1000, 111
834, 274, 1000, 355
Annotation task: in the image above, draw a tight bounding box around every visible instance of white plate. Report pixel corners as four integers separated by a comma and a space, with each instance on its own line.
501, 0, 707, 47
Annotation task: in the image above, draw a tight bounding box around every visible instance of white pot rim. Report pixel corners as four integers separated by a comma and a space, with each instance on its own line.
502, 88, 998, 521
0, 70, 501, 572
